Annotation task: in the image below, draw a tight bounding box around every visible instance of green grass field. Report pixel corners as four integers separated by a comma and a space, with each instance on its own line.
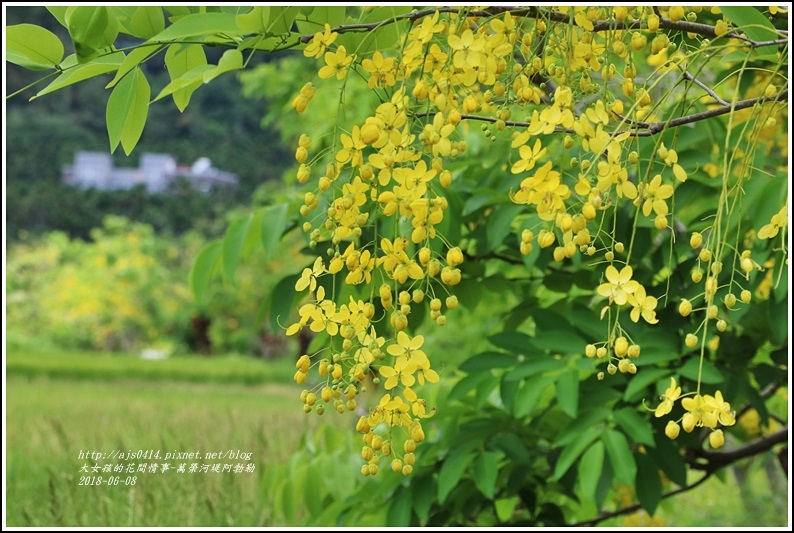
6, 348, 788, 527
4, 345, 356, 527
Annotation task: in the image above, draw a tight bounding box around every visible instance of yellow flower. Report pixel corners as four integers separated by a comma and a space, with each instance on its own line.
627, 284, 659, 324
681, 394, 718, 430
654, 377, 681, 417
641, 175, 674, 217
511, 139, 547, 174
362, 51, 396, 89
758, 204, 787, 239
379, 365, 416, 390
304, 23, 338, 58
597, 265, 640, 306
318, 45, 354, 80
404, 387, 435, 418
295, 257, 324, 292
704, 390, 736, 426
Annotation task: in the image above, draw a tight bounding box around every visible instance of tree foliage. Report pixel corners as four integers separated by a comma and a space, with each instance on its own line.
6, 5, 789, 526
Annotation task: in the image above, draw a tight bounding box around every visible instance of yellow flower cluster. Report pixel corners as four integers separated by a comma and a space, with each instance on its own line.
654, 378, 736, 448
288, 6, 787, 471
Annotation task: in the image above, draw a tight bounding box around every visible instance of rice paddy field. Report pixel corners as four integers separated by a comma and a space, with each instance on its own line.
5, 348, 789, 527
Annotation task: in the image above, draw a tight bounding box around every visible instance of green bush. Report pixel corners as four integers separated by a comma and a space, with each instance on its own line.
6, 215, 304, 355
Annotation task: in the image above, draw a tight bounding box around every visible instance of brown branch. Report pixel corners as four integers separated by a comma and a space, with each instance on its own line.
736, 382, 782, 420
571, 472, 713, 527
413, 90, 788, 138
751, 38, 789, 48
689, 427, 789, 473
614, 90, 789, 137
298, 6, 787, 49
678, 66, 729, 106
573, 426, 788, 527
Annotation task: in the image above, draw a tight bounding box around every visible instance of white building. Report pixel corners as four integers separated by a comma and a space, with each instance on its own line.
62, 151, 238, 193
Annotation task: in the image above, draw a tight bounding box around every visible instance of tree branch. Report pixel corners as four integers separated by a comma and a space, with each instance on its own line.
571, 472, 713, 527
613, 90, 789, 137
298, 6, 787, 49
689, 427, 789, 473
678, 66, 729, 106
413, 91, 788, 138
574, 426, 788, 526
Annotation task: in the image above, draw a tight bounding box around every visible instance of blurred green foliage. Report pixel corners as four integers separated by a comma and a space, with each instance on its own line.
6, 215, 306, 355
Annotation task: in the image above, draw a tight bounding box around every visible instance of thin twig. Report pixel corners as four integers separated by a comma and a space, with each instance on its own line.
689, 427, 789, 473
751, 38, 789, 48
297, 6, 788, 49
414, 91, 788, 138
571, 472, 713, 527
678, 66, 729, 106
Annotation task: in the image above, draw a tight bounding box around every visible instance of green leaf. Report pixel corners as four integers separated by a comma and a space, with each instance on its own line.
189, 240, 222, 304
438, 449, 475, 504
531, 327, 586, 354
109, 6, 137, 35
490, 432, 529, 461
33, 52, 124, 99
472, 451, 501, 500
504, 358, 566, 382
578, 441, 604, 503
720, 6, 780, 44
679, 357, 724, 385
555, 371, 579, 418
459, 351, 517, 373
6, 24, 64, 70
646, 435, 687, 486
766, 296, 788, 346
495, 497, 519, 524
553, 425, 601, 480
613, 407, 655, 447
106, 67, 150, 155
264, 6, 301, 36
603, 429, 636, 485
553, 407, 611, 446
412, 475, 435, 525
386, 488, 412, 527
222, 214, 253, 283
203, 49, 243, 84
106, 44, 162, 88
148, 12, 241, 42
260, 203, 289, 259
130, 6, 165, 39
623, 368, 670, 401
488, 331, 538, 355
500, 373, 520, 413
635, 453, 662, 515
47, 7, 69, 28
303, 463, 322, 517
268, 274, 300, 333
486, 205, 524, 253
236, 6, 270, 33
514, 375, 552, 418
164, 43, 207, 111
475, 375, 500, 408
448, 372, 493, 403
153, 64, 214, 103
66, 6, 118, 59
338, 6, 413, 54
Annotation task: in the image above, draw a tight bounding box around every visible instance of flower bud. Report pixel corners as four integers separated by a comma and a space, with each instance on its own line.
709, 429, 725, 449
665, 420, 681, 439
685, 333, 698, 348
